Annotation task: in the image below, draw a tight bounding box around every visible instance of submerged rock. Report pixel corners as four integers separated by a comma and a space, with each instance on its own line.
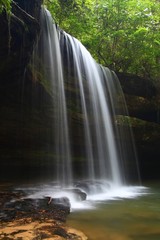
75, 180, 111, 194
63, 188, 87, 201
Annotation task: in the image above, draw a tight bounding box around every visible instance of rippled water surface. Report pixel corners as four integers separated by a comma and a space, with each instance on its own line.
67, 182, 160, 240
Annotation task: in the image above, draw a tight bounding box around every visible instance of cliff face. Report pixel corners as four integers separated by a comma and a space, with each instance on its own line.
0, 0, 55, 180
0, 0, 159, 182
117, 72, 160, 180
0, 1, 42, 82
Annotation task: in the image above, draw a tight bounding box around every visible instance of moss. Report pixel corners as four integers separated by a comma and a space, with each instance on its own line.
28, 64, 53, 97
0, 0, 12, 15
116, 115, 160, 143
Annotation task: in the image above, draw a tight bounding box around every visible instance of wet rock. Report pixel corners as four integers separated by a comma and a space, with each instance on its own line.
117, 72, 157, 98
0, 188, 88, 239
63, 188, 87, 201
0, 195, 70, 223
53, 227, 69, 238
75, 180, 110, 194
0, 2, 40, 83
51, 197, 71, 207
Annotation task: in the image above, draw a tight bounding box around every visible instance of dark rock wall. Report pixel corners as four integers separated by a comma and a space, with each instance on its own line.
117, 73, 160, 181
0, 0, 55, 181
0, 1, 42, 82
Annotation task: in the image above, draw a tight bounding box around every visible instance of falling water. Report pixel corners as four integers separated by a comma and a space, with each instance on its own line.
32, 7, 140, 191
35, 8, 73, 187
60, 33, 122, 185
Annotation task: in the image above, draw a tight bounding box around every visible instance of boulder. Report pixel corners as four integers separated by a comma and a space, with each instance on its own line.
1, 196, 70, 222
63, 188, 87, 201
75, 180, 110, 194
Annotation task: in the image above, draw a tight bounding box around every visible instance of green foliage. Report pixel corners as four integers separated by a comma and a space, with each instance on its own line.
44, 0, 160, 81
0, 0, 12, 14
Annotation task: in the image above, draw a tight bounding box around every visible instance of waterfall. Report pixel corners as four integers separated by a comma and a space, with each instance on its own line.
33, 7, 140, 190
60, 33, 122, 185
34, 8, 73, 187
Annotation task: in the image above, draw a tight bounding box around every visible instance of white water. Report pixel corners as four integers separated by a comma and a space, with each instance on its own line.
17, 183, 148, 211
37, 8, 73, 186
32, 7, 141, 202
60, 33, 122, 185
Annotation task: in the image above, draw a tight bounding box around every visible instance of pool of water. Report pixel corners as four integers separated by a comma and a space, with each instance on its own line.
2, 180, 159, 240
67, 182, 160, 240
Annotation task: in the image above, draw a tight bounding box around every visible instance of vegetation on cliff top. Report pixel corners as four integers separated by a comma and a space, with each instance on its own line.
44, 0, 160, 82
0, 0, 12, 14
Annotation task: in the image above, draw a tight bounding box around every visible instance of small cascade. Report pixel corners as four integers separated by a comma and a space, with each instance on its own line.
32, 7, 140, 191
